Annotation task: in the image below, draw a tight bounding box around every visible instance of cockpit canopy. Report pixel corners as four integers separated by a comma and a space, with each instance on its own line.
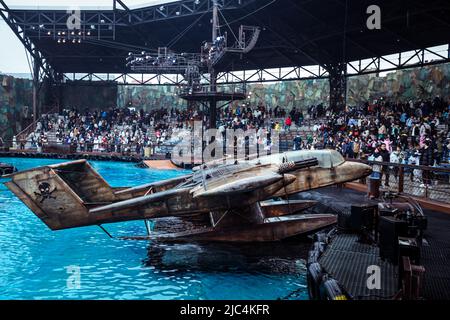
252, 150, 345, 169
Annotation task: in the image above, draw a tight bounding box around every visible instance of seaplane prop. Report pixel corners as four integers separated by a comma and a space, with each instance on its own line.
4, 150, 371, 242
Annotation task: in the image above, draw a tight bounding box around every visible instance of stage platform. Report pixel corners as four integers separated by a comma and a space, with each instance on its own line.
303, 187, 450, 300
142, 160, 180, 170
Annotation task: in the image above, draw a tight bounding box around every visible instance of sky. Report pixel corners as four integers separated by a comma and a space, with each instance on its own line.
0, 0, 178, 74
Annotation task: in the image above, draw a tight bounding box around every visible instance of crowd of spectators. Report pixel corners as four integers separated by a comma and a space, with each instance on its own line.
294, 96, 450, 187
23, 107, 204, 155
22, 103, 293, 156
18, 95, 450, 187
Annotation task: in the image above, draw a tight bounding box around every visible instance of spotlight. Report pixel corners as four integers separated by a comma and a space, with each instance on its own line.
78, 39, 82, 43
87, 31, 91, 36
159, 6, 165, 10
90, 25, 95, 30
194, 0, 200, 4
78, 31, 82, 36
57, 39, 61, 43
47, 31, 51, 35
72, 39, 76, 43
62, 39, 66, 43
71, 31, 75, 35
57, 31, 61, 35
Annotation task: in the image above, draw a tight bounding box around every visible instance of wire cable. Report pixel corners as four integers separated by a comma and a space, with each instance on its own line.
218, 0, 277, 28
24, 46, 34, 79
166, 10, 209, 48
218, 7, 239, 45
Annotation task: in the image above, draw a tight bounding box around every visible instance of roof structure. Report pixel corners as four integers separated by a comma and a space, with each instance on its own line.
1, 0, 449, 77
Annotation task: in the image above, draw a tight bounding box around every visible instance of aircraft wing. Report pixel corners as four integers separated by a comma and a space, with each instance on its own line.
191, 172, 285, 198
190, 162, 297, 199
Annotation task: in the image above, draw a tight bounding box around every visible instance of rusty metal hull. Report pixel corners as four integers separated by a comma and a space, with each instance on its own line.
260, 200, 317, 218
4, 150, 370, 243
122, 214, 337, 242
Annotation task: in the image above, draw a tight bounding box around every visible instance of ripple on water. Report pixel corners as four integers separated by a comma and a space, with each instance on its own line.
0, 157, 309, 300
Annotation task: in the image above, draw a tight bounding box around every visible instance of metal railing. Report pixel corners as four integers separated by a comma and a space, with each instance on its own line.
348, 158, 450, 204
2, 140, 169, 157
14, 105, 60, 144
178, 83, 247, 96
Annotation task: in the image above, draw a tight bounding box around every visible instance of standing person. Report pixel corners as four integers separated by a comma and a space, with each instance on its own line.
284, 116, 292, 132
420, 140, 434, 187
368, 148, 383, 179
390, 145, 403, 180
346, 139, 355, 159
379, 143, 391, 187
411, 123, 420, 145
293, 135, 302, 151
352, 138, 361, 159
409, 144, 422, 183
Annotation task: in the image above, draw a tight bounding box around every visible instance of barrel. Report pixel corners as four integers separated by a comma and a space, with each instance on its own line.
368, 176, 381, 198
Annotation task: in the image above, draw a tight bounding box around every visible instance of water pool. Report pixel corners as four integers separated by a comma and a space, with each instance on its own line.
0, 157, 308, 300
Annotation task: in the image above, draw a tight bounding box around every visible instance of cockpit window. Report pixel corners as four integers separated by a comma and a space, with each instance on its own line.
330, 151, 345, 167
251, 150, 344, 168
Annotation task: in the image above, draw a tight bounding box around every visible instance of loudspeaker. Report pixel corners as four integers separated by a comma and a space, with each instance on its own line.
350, 204, 377, 231
378, 216, 409, 264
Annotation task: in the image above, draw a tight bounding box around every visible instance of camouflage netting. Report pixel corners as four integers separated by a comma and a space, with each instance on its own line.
117, 85, 187, 111
347, 63, 450, 105
0, 74, 33, 143
116, 64, 450, 112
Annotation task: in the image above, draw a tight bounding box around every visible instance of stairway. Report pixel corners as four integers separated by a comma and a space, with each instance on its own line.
46, 130, 58, 144
278, 116, 338, 151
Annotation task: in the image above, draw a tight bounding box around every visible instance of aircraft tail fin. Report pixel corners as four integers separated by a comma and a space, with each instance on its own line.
4, 159, 116, 230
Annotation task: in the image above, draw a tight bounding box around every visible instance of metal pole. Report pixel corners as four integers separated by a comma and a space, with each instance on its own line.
398, 166, 404, 193
32, 55, 39, 124
212, 0, 219, 42
209, 0, 219, 129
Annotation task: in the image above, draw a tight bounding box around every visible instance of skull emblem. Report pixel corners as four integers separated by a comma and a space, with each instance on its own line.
34, 182, 57, 203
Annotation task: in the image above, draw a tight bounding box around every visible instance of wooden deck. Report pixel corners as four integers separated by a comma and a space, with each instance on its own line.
143, 160, 180, 170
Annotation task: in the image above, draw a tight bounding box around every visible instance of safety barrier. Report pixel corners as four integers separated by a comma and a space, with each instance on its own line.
348, 158, 450, 204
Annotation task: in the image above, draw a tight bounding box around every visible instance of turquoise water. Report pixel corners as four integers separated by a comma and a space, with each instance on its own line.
0, 157, 308, 300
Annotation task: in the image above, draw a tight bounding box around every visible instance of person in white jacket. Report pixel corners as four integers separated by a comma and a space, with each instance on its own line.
390, 145, 403, 180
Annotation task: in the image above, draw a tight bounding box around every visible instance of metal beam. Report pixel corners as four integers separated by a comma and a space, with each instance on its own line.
346, 45, 450, 76
0, 0, 55, 79
60, 46, 449, 87
7, 0, 252, 31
